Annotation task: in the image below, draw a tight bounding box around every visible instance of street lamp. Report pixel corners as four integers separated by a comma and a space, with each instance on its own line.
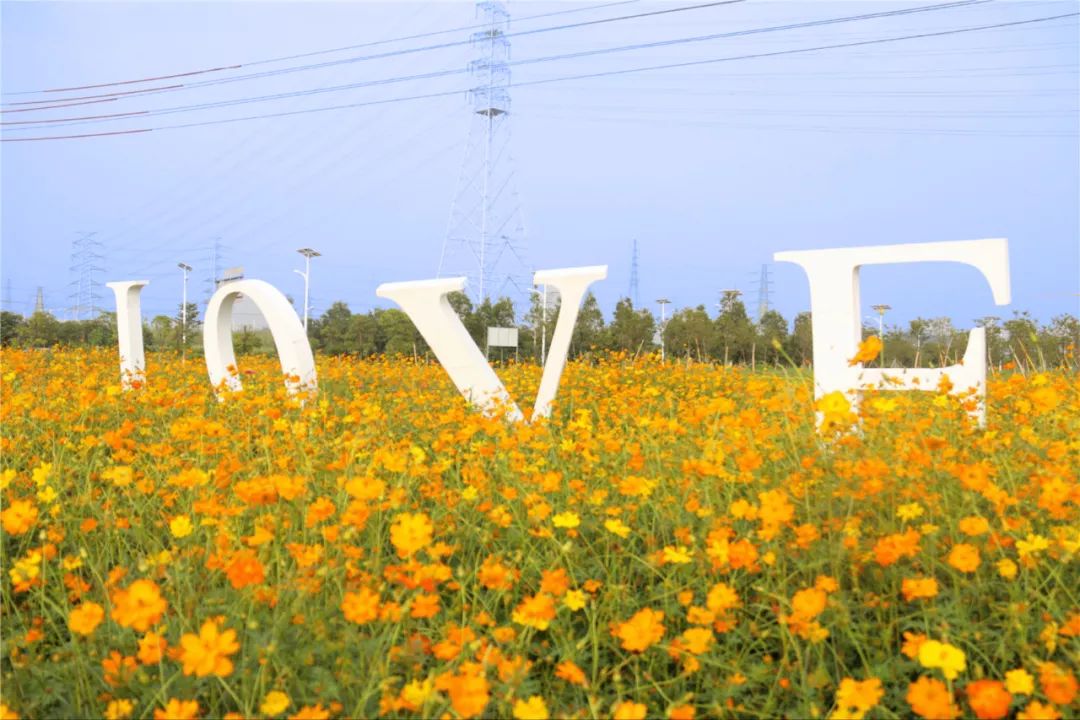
531, 285, 548, 365
872, 303, 891, 366
177, 263, 192, 354
295, 248, 321, 333
656, 298, 671, 362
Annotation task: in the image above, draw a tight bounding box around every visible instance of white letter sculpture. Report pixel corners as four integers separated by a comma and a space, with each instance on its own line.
204, 279, 317, 397
107, 280, 149, 390
377, 266, 607, 422
775, 239, 1010, 425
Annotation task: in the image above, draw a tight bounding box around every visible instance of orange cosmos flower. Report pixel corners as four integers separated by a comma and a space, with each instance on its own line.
342, 587, 381, 625
390, 512, 434, 558
1017, 701, 1062, 720
67, 601, 105, 636
539, 568, 570, 597
616, 608, 665, 653
964, 680, 1012, 720
110, 579, 167, 632
287, 705, 330, 720
613, 701, 648, 720
410, 592, 440, 619
907, 676, 959, 720
102, 651, 138, 687
958, 516, 990, 536
477, 556, 517, 591
225, 549, 266, 589
1, 499, 38, 535
791, 587, 827, 619
1038, 662, 1077, 706
512, 593, 556, 631
555, 660, 588, 687
137, 631, 168, 665
835, 677, 885, 716
435, 667, 489, 719
848, 336, 882, 366
668, 706, 695, 720
947, 544, 981, 573
706, 582, 739, 614
901, 577, 940, 601
179, 619, 240, 678
153, 699, 200, 720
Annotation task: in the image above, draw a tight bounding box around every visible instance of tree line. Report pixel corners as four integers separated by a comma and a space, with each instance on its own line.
1, 292, 1076, 371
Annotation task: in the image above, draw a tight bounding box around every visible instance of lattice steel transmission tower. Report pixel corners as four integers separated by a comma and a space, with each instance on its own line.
439, 0, 529, 305
203, 238, 224, 307
754, 263, 773, 322
68, 232, 105, 320
629, 239, 640, 307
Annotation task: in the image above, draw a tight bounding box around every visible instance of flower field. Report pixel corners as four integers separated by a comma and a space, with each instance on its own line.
1, 348, 1077, 720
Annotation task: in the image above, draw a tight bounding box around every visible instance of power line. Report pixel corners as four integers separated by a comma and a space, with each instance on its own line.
3, 0, 996, 131
5, 9, 1076, 142
2, 0, 755, 126
1, 0, 643, 97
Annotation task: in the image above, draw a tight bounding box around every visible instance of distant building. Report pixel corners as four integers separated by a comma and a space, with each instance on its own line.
217, 267, 269, 331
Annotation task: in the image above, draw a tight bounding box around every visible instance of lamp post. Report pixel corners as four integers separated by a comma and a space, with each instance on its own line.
295, 248, 321, 333
872, 303, 891, 366
656, 297, 671, 362
177, 263, 192, 353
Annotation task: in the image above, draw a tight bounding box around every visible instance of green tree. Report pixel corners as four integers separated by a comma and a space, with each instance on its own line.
375, 308, 424, 357
605, 298, 656, 356
523, 288, 559, 363
570, 292, 604, 358
715, 291, 754, 364
150, 316, 175, 350
975, 316, 1005, 369
1003, 311, 1040, 370
18, 311, 62, 348
233, 326, 260, 355
789, 312, 813, 367
757, 309, 789, 366
349, 313, 381, 357
174, 302, 201, 350
314, 302, 355, 355
1, 311, 26, 346
663, 305, 715, 361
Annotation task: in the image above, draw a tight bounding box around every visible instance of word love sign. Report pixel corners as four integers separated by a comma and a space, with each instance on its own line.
107, 238, 1010, 424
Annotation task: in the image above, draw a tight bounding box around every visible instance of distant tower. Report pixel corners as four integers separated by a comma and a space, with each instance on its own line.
439, 0, 529, 306
68, 232, 104, 320
629, 239, 640, 307
754, 263, 773, 322
203, 238, 223, 307
34, 287, 45, 314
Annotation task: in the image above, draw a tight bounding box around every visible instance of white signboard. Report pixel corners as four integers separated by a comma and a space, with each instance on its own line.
487, 327, 518, 348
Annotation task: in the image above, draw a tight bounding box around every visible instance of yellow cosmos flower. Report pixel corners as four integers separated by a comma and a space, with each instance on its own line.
170, 515, 194, 538
512, 696, 549, 720
917, 640, 966, 680
1005, 668, 1035, 695
604, 519, 631, 538
552, 512, 580, 529
260, 691, 290, 716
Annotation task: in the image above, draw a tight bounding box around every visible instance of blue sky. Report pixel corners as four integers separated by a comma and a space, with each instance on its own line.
2, 1, 1077, 330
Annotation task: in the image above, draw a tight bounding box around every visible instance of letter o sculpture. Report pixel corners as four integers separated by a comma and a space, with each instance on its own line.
204, 279, 317, 396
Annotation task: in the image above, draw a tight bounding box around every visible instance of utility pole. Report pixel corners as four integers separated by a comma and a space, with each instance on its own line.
629, 239, 640, 307
178, 263, 192, 356
872, 303, 891, 366
656, 297, 671, 362
295, 248, 321, 333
